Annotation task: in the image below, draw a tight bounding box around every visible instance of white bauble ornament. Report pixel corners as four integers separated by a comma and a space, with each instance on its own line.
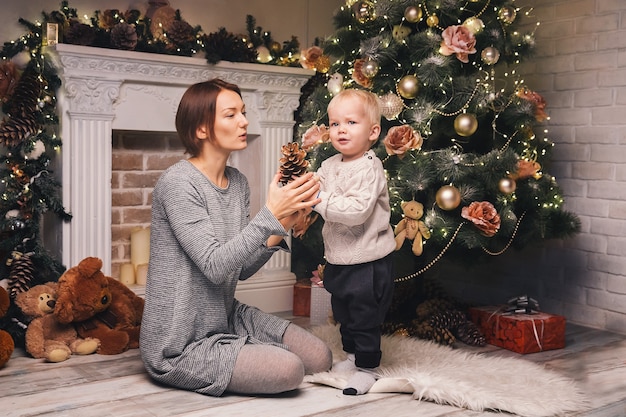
11, 51, 31, 70
256, 45, 272, 63
379, 92, 404, 120
22, 140, 46, 160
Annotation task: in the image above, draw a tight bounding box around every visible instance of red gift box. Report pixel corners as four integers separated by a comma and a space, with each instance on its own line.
468, 305, 566, 354
293, 280, 311, 317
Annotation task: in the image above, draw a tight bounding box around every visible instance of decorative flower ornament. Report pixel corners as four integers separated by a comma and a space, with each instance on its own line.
383, 124, 423, 159
352, 59, 373, 88
439, 25, 477, 63
301, 124, 330, 151
461, 201, 501, 237
300, 46, 324, 69
516, 88, 548, 122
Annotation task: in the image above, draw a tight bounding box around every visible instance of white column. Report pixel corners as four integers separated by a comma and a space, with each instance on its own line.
59, 78, 120, 275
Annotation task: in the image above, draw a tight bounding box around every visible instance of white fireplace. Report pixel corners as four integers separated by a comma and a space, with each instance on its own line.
50, 43, 313, 312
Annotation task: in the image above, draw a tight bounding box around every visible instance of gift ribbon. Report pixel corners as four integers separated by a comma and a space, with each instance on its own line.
487, 295, 545, 351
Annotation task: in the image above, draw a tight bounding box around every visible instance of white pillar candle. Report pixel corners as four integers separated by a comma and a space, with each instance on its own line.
120, 263, 135, 285
136, 263, 149, 285
130, 227, 150, 271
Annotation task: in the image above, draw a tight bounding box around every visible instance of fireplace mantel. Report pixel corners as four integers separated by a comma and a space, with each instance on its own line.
51, 43, 313, 312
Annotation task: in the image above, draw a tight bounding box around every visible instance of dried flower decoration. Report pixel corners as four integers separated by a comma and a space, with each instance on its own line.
461, 201, 501, 237
383, 124, 423, 159
352, 59, 373, 88
300, 46, 323, 69
301, 124, 330, 151
516, 88, 548, 122
439, 25, 477, 63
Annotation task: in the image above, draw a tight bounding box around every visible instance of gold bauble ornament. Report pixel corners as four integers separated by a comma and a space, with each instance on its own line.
463, 17, 484, 34
454, 113, 478, 137
256, 45, 272, 63
436, 185, 461, 211
481, 47, 500, 65
426, 14, 439, 28
379, 92, 404, 120
270, 41, 282, 54
353, 1, 376, 24
498, 6, 517, 24
361, 57, 379, 78
397, 75, 419, 99
404, 6, 423, 23
498, 178, 517, 194
314, 55, 331, 73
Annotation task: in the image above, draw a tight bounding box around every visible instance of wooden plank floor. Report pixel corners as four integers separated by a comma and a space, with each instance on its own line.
1, 313, 625, 417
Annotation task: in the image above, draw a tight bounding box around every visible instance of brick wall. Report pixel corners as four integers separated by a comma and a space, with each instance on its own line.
110, 131, 184, 278
433, 0, 626, 334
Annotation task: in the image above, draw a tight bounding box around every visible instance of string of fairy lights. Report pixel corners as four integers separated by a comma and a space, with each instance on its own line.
296, 0, 576, 279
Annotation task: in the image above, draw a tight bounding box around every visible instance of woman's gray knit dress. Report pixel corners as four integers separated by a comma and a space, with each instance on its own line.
140, 160, 291, 396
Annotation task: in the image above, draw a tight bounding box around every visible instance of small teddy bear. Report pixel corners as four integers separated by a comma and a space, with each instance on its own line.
15, 282, 100, 362
394, 200, 431, 256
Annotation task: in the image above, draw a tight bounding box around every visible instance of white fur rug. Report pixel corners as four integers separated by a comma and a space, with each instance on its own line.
305, 324, 588, 417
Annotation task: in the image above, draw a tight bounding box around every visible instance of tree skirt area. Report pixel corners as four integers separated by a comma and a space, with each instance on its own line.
306, 324, 588, 417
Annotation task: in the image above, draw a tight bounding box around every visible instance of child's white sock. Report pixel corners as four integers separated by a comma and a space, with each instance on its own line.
332, 353, 356, 373
342, 368, 378, 395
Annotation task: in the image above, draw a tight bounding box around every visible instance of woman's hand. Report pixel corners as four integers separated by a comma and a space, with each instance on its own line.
266, 171, 320, 224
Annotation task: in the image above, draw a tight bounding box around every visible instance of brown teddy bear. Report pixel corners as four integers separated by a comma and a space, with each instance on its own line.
0, 286, 15, 368
394, 200, 431, 256
15, 282, 100, 362
54, 257, 145, 355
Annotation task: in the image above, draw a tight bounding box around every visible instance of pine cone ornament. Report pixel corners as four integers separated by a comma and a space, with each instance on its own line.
455, 320, 486, 346
167, 20, 195, 47
64, 20, 97, 46
279, 142, 309, 185
7, 252, 35, 299
0, 66, 41, 148
110, 22, 138, 50
0, 115, 39, 148
429, 309, 467, 330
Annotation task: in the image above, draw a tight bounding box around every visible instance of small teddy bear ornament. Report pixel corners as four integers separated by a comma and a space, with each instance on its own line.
394, 200, 430, 256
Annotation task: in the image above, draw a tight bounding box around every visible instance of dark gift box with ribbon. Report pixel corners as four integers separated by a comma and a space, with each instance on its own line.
468, 297, 566, 354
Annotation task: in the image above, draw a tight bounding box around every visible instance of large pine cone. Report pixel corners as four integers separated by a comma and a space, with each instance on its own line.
279, 142, 309, 185
7, 252, 35, 299
110, 22, 138, 50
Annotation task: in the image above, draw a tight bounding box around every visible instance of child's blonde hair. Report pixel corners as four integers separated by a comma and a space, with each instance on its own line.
327, 89, 381, 126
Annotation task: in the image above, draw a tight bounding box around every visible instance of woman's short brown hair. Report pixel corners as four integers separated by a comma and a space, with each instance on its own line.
175, 78, 242, 157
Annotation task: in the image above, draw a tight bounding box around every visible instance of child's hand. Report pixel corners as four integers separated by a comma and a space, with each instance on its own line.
266, 171, 320, 221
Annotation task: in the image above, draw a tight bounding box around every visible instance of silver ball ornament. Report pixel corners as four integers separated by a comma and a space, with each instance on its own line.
481, 47, 500, 65
379, 92, 404, 120
361, 57, 379, 78
404, 6, 423, 23
498, 6, 517, 24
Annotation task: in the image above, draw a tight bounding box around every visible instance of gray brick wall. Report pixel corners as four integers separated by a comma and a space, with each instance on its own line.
435, 0, 626, 335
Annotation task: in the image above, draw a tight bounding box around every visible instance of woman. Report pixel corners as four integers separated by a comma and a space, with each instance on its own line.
140, 78, 332, 396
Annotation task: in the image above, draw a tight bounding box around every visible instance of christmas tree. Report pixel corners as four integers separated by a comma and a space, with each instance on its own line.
294, 0, 580, 339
